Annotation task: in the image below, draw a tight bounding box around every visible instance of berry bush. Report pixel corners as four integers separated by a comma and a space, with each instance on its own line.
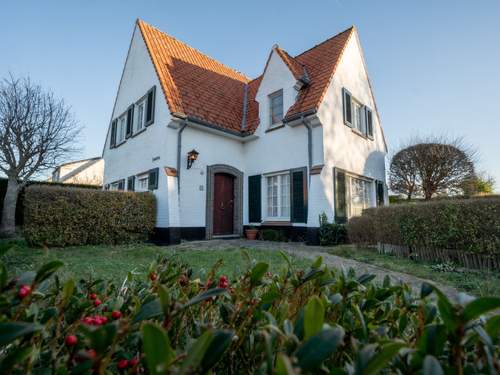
0, 243, 499, 374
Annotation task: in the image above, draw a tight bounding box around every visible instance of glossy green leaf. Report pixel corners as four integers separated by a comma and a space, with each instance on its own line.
0, 346, 32, 373
142, 323, 174, 375
133, 299, 163, 323
250, 262, 269, 285
0, 262, 7, 289
486, 315, 500, 338
304, 296, 325, 339
357, 273, 376, 285
417, 324, 447, 357
0, 322, 42, 347
200, 330, 233, 372
463, 297, 500, 323
80, 322, 117, 353
296, 327, 345, 371
275, 353, 296, 375
182, 287, 227, 309
158, 285, 171, 315
62, 279, 75, 304
363, 342, 405, 375
423, 355, 443, 375
311, 256, 322, 269
180, 330, 214, 374
34, 260, 64, 284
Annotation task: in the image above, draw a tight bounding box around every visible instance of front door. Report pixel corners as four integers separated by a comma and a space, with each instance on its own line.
213, 173, 234, 235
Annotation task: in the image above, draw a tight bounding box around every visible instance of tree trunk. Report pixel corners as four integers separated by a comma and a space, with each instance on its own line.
0, 178, 20, 237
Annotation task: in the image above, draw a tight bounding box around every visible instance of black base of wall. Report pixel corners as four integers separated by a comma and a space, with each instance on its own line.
244, 225, 319, 244
150, 227, 206, 245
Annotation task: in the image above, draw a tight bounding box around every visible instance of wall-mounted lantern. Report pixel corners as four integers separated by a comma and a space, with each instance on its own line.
187, 149, 199, 169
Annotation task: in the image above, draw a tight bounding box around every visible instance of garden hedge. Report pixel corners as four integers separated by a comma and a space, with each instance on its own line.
347, 196, 500, 253
23, 185, 156, 247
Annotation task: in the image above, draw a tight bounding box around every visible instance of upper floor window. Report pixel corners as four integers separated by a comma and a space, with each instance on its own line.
136, 98, 146, 132
118, 113, 127, 143
269, 89, 283, 126
342, 88, 373, 138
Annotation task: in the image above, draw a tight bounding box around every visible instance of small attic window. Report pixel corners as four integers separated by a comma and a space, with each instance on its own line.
269, 90, 284, 126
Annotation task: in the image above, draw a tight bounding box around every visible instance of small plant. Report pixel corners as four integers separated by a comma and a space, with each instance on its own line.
319, 212, 348, 246
431, 261, 458, 273
260, 228, 287, 242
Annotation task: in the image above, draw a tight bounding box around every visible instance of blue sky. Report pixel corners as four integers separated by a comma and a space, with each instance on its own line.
1, 0, 499, 189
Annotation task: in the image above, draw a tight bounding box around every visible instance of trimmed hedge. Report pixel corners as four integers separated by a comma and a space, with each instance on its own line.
23, 185, 156, 247
347, 197, 500, 253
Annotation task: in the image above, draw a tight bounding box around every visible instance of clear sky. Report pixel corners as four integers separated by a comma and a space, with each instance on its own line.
1, 0, 499, 189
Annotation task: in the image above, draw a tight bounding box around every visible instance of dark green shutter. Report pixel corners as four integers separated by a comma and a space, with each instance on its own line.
126, 105, 134, 138
145, 86, 156, 126
110, 120, 117, 148
148, 168, 159, 190
342, 88, 352, 126
127, 176, 135, 191
365, 107, 373, 138
248, 175, 261, 223
118, 179, 125, 191
335, 170, 347, 223
291, 168, 307, 223
376, 180, 384, 206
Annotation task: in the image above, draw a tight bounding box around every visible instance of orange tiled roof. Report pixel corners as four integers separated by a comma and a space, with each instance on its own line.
137, 19, 354, 135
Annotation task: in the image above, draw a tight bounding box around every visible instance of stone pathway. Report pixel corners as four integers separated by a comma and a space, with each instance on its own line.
173, 239, 465, 302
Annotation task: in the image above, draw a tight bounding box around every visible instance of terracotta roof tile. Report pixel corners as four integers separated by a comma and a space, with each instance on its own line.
137, 19, 354, 135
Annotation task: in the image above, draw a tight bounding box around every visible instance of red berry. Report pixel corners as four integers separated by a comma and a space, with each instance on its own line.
65, 335, 78, 346
117, 359, 129, 369
18, 285, 31, 299
87, 349, 97, 359
89, 293, 97, 300
93, 299, 101, 307
129, 357, 139, 367
149, 272, 157, 281
218, 275, 229, 289
112, 310, 122, 319
100, 316, 108, 324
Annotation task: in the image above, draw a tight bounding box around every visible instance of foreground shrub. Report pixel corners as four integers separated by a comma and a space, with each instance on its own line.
260, 229, 287, 242
318, 213, 348, 246
1, 244, 499, 374
23, 185, 156, 247
347, 197, 500, 253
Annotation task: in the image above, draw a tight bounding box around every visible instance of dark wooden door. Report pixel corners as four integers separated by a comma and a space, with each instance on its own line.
213, 173, 234, 235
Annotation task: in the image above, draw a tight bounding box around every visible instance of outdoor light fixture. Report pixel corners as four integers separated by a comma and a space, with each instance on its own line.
187, 149, 199, 169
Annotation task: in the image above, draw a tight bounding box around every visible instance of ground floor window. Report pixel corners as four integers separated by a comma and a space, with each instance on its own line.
335, 169, 374, 222
266, 173, 290, 220
137, 174, 149, 191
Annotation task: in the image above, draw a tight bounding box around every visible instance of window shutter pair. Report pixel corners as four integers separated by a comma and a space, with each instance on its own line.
145, 86, 156, 126
126, 105, 134, 138
365, 107, 373, 138
376, 180, 384, 206
110, 120, 117, 148
290, 168, 307, 223
248, 175, 262, 223
334, 169, 347, 223
342, 88, 352, 127
148, 168, 159, 190
127, 176, 135, 191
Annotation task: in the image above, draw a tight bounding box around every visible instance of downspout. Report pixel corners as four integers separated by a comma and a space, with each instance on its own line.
176, 121, 188, 191
300, 115, 313, 184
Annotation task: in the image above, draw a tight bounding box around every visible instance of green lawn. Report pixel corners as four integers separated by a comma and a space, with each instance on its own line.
2, 241, 311, 283
327, 246, 500, 297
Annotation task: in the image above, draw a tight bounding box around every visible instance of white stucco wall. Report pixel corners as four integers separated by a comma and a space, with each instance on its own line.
317, 31, 387, 222
63, 159, 104, 185
102, 25, 177, 227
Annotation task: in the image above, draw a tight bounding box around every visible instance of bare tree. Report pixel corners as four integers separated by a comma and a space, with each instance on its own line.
389, 147, 419, 199
0, 75, 81, 236
389, 136, 476, 200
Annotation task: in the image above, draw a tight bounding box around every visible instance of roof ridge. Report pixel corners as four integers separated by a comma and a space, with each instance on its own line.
293, 25, 355, 58
136, 19, 250, 82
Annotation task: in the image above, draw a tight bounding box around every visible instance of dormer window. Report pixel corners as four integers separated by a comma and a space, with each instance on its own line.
269, 89, 283, 126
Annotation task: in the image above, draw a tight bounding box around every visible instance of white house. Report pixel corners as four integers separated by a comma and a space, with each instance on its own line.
102, 20, 387, 244
51, 157, 104, 186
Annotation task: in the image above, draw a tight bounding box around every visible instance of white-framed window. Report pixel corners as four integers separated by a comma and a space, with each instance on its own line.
342, 88, 373, 138
352, 99, 366, 134
137, 174, 149, 192
269, 89, 284, 126
118, 114, 127, 143
110, 182, 119, 191
265, 172, 290, 220
135, 99, 146, 132
346, 175, 373, 218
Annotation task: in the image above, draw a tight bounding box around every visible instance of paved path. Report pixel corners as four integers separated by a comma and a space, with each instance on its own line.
173, 239, 465, 302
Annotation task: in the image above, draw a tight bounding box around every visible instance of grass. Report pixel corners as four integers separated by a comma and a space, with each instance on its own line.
326, 245, 500, 297
2, 240, 311, 283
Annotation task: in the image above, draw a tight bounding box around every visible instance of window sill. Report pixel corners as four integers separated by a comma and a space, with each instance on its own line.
261, 220, 291, 226
131, 127, 147, 138
351, 128, 373, 140
266, 123, 285, 133
112, 140, 126, 149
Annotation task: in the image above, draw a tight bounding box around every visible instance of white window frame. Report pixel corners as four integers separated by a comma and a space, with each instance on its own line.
136, 174, 149, 192
110, 182, 120, 191
264, 171, 290, 221
269, 89, 284, 127
117, 113, 127, 143
346, 174, 374, 218
351, 98, 366, 135
135, 98, 146, 132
